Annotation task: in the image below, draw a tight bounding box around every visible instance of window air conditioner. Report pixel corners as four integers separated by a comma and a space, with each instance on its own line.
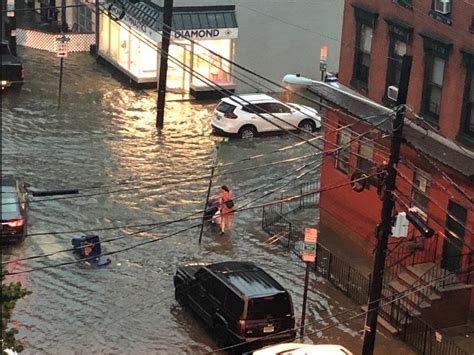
387, 85, 399, 101
434, 0, 451, 15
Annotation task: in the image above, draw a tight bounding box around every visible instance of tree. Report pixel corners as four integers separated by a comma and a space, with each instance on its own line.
1, 264, 31, 353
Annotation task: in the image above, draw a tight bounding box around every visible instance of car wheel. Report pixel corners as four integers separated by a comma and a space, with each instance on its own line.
238, 125, 257, 139
298, 119, 316, 133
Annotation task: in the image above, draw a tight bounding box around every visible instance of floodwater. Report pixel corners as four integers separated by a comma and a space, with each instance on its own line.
1, 48, 414, 354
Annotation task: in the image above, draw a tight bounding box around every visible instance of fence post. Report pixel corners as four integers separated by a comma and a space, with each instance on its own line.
327, 253, 332, 279
300, 184, 303, 209
422, 324, 429, 355
402, 308, 409, 340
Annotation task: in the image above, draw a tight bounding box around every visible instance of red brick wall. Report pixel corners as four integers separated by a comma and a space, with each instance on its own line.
320, 109, 474, 266
339, 0, 474, 141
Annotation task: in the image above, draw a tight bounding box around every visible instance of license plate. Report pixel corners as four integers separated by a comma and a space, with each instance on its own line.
263, 325, 274, 333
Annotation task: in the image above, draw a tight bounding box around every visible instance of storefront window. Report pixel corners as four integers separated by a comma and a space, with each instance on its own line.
118, 26, 130, 69
138, 40, 157, 78
110, 20, 120, 60
99, 13, 110, 55
192, 39, 232, 87
129, 33, 141, 78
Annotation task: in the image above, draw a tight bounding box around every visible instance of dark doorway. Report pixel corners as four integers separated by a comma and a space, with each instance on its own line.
441, 200, 467, 272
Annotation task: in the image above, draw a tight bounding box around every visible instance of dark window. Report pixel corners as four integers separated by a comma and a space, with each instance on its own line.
461, 67, 474, 139
335, 127, 351, 174
411, 170, 431, 214
267, 103, 291, 114
245, 294, 292, 320
395, 0, 413, 9
216, 102, 236, 114
357, 138, 374, 173
226, 291, 244, 318
242, 104, 266, 114
422, 54, 445, 120
387, 37, 407, 88
353, 23, 373, 87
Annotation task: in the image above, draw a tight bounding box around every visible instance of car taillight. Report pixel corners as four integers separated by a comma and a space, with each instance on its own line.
237, 320, 246, 336
7, 219, 24, 228
224, 112, 238, 119
21, 68, 26, 78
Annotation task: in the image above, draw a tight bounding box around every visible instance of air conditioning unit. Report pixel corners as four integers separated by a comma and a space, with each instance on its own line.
434, 0, 451, 15
387, 85, 398, 101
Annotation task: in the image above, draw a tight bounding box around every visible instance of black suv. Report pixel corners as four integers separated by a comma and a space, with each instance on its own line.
1, 175, 28, 242
174, 261, 296, 352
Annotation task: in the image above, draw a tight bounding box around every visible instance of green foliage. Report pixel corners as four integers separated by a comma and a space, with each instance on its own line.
1, 264, 31, 353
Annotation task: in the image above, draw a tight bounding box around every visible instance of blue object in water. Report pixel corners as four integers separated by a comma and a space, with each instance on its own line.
71, 234, 111, 267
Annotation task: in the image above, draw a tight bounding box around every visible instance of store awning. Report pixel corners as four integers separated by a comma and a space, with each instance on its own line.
172, 10, 238, 31
108, 1, 238, 41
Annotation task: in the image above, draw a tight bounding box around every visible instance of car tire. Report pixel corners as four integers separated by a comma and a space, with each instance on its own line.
238, 125, 257, 139
298, 119, 317, 133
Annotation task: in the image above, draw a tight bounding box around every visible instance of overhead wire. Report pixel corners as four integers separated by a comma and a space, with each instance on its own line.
3, 171, 379, 272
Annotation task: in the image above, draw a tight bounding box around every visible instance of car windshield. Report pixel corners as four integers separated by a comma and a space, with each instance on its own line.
1, 193, 20, 216
216, 102, 236, 114
246, 294, 292, 320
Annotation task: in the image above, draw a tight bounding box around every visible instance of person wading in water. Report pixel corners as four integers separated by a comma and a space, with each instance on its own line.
218, 185, 234, 235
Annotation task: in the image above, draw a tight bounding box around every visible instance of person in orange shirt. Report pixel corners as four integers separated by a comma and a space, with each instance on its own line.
218, 185, 234, 235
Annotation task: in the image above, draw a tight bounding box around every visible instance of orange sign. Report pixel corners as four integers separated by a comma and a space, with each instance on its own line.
320, 46, 328, 62
303, 227, 318, 262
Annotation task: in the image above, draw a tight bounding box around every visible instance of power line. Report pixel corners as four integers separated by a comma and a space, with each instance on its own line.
3, 172, 378, 272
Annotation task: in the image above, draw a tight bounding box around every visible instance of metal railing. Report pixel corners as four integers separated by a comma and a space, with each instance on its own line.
260, 208, 470, 355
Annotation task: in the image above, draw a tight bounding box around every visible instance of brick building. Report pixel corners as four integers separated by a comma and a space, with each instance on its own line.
307, 0, 474, 317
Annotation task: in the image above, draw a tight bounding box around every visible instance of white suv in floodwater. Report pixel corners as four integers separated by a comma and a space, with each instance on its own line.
211, 94, 322, 139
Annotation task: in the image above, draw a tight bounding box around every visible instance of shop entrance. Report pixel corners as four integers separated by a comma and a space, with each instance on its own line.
167, 44, 191, 93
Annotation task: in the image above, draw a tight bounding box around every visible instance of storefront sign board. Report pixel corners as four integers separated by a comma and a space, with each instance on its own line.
174, 28, 238, 40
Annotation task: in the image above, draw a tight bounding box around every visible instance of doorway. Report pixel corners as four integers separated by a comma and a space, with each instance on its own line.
167, 44, 191, 93
441, 200, 467, 272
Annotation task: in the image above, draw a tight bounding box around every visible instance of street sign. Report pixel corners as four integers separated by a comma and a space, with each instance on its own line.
303, 227, 318, 262
7, 0, 14, 17
56, 36, 70, 58
319, 46, 328, 75
435, 331, 442, 342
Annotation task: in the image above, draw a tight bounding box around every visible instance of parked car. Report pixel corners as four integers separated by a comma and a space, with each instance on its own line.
253, 343, 354, 355
173, 261, 296, 352
211, 94, 322, 139
1, 175, 29, 242
1, 41, 25, 91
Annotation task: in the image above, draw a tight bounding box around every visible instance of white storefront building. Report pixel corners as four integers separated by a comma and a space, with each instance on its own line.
94, 0, 343, 95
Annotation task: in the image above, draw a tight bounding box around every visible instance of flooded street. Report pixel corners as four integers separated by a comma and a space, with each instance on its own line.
2, 48, 414, 354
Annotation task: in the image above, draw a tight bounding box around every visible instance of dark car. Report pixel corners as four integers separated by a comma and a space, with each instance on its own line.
1, 41, 25, 91
1, 175, 28, 242
174, 261, 296, 352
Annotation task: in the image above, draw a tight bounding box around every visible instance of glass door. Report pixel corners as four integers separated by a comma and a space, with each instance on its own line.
167, 44, 191, 93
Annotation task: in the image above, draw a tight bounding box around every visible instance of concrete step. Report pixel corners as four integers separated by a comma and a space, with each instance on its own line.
398, 272, 440, 302
405, 265, 442, 300
361, 306, 399, 334
387, 281, 421, 316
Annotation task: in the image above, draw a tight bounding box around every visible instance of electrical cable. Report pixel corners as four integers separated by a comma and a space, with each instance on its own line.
3, 171, 378, 272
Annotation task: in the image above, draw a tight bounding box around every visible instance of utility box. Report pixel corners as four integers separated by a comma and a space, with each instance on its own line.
392, 212, 408, 238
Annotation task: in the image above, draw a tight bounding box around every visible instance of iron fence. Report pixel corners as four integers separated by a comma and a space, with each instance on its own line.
261, 198, 470, 355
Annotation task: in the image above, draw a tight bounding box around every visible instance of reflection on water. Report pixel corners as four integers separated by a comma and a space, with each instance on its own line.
1, 48, 408, 355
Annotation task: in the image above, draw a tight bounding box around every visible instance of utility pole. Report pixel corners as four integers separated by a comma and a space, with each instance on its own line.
362, 55, 413, 355
156, 0, 173, 129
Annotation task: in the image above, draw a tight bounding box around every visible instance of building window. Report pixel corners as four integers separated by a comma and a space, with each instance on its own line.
460, 65, 474, 143
357, 138, 374, 173
422, 55, 445, 121
387, 38, 407, 88
430, 0, 452, 25
335, 127, 351, 173
395, 0, 413, 9
411, 170, 431, 214
353, 23, 373, 88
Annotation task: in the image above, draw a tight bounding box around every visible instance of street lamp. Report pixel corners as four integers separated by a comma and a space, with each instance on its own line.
282, 74, 390, 113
